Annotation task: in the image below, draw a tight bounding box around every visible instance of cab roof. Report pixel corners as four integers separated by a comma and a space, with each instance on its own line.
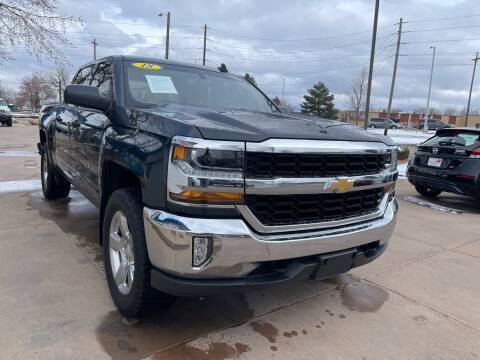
85, 55, 225, 74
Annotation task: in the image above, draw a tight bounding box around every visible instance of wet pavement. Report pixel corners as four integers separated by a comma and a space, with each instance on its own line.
0, 125, 480, 359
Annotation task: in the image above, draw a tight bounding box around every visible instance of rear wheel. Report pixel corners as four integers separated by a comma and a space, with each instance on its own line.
415, 184, 442, 198
370, 124, 376, 128
392, 125, 398, 129
103, 188, 174, 318
6, 118, 12, 127
41, 151, 70, 200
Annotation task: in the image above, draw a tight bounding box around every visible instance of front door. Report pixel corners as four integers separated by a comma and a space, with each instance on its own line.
54, 106, 74, 177
70, 61, 112, 205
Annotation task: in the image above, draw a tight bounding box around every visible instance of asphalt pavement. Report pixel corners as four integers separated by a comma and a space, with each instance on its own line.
0, 122, 479, 360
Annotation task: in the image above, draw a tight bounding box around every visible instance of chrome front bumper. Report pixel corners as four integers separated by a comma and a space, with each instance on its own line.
143, 198, 398, 279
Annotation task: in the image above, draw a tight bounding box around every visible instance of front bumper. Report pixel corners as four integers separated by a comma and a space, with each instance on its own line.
0, 114, 12, 124
143, 199, 397, 294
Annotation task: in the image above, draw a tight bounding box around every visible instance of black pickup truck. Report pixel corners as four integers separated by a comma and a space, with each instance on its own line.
38, 56, 398, 318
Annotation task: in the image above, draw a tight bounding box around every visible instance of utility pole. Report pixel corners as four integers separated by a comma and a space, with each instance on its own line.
424, 45, 436, 133
203, 25, 207, 66
363, 0, 380, 129
465, 52, 479, 126
280, 74, 286, 102
165, 12, 170, 59
384, 17, 403, 136
58, 79, 62, 102
159, 12, 171, 59
91, 38, 97, 60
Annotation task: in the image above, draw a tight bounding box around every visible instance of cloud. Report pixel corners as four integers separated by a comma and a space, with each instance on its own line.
2, 0, 480, 113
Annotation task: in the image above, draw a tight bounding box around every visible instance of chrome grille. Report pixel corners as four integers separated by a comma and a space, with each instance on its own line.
245, 188, 385, 226
246, 152, 389, 179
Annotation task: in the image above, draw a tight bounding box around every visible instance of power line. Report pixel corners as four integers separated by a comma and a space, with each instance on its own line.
407, 14, 480, 23
404, 36, 480, 45
399, 63, 472, 67
403, 24, 480, 33
207, 24, 395, 42
207, 33, 395, 54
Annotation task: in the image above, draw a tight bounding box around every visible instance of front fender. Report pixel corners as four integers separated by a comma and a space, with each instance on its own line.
101, 126, 170, 209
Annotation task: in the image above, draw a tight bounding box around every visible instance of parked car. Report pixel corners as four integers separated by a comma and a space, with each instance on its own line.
416, 118, 452, 130
389, 117, 401, 124
0, 98, 13, 127
407, 128, 480, 198
38, 56, 398, 317
368, 118, 402, 129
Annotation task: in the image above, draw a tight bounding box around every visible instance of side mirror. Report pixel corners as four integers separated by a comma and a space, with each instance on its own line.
64, 85, 110, 111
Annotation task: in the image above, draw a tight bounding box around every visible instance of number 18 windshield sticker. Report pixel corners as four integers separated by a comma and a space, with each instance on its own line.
132, 62, 162, 70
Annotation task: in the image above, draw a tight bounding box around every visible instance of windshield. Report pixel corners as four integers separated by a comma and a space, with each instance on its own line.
423, 131, 480, 147
0, 99, 10, 112
125, 61, 278, 113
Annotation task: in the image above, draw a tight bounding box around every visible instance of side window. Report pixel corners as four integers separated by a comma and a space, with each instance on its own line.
91, 62, 113, 98
73, 65, 94, 85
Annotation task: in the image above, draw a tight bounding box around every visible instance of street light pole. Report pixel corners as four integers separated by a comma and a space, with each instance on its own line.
159, 12, 171, 59
424, 45, 436, 133
202, 24, 207, 66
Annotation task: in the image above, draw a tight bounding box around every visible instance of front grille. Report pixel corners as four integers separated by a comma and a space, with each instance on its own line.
246, 152, 388, 179
245, 188, 385, 226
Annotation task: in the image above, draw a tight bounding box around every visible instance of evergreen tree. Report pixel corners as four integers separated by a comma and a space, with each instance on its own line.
301, 81, 339, 119
243, 73, 257, 86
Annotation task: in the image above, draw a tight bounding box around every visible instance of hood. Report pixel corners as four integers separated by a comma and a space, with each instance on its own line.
133, 104, 394, 145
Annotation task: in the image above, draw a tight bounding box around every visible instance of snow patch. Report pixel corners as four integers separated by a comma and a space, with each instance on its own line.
0, 180, 42, 194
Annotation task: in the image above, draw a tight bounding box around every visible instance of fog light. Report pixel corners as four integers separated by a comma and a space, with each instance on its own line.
192, 237, 212, 267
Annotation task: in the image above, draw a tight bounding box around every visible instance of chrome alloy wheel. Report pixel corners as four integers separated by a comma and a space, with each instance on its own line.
42, 154, 48, 185
109, 211, 135, 295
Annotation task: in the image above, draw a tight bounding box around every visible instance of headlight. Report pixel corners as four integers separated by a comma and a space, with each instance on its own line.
167, 136, 244, 206
385, 148, 397, 171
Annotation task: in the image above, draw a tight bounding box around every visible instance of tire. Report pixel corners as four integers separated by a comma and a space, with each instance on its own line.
41, 151, 71, 200
415, 184, 442, 198
370, 124, 375, 128
7, 118, 12, 127
392, 126, 398, 129
103, 188, 174, 318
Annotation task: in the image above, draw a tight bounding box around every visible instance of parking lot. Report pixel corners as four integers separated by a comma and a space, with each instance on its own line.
1, 123, 480, 360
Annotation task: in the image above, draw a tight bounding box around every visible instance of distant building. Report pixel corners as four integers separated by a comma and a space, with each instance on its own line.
339, 110, 480, 129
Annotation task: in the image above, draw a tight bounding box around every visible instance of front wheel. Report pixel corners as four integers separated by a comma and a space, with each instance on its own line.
41, 151, 70, 200
415, 184, 442, 198
6, 118, 12, 127
392, 125, 398, 129
103, 188, 174, 318
370, 124, 376, 128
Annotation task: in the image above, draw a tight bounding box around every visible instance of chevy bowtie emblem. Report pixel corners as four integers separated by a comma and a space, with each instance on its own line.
324, 178, 355, 192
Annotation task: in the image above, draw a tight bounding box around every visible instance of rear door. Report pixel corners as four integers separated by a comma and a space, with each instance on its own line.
70, 61, 112, 204
55, 65, 94, 177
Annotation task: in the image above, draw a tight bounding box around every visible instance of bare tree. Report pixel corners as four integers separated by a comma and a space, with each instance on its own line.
0, 1, 82, 64
347, 67, 367, 125
444, 106, 458, 116
0, 81, 16, 104
48, 67, 70, 101
17, 72, 55, 110
272, 96, 293, 113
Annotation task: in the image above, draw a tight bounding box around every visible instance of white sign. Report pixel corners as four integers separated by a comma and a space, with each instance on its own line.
145, 75, 178, 94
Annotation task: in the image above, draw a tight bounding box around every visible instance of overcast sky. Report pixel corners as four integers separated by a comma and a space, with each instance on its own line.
2, 0, 480, 112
